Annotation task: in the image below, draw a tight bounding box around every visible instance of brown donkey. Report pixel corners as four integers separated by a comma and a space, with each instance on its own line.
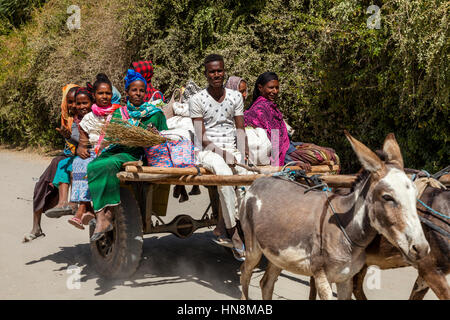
310, 184, 449, 300
239, 132, 430, 300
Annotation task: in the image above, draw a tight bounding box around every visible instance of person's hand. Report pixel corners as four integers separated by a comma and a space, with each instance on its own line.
56, 126, 71, 139
77, 145, 90, 159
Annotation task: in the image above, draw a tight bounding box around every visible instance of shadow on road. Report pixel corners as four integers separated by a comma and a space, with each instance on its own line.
25, 231, 319, 299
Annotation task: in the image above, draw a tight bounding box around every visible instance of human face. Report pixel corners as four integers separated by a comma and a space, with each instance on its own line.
95, 83, 112, 107
76, 94, 93, 118
66, 91, 77, 116
126, 80, 146, 106
205, 60, 225, 88
258, 79, 279, 101
238, 80, 248, 101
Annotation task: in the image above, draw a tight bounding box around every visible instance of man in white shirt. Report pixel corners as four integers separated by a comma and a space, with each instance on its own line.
189, 54, 249, 261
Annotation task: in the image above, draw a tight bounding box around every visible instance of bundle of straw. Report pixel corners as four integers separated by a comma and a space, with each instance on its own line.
104, 120, 168, 147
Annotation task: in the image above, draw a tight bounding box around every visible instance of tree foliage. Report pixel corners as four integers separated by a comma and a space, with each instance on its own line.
0, 0, 448, 172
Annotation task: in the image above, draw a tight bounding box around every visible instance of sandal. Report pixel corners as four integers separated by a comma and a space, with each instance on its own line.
22, 232, 45, 243
68, 217, 85, 230
232, 244, 246, 262
45, 205, 73, 218
81, 212, 95, 225
212, 236, 234, 248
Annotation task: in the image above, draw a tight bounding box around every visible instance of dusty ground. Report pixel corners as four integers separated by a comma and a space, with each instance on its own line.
0, 148, 444, 300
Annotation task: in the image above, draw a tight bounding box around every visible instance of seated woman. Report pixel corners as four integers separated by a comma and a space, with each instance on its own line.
24, 84, 79, 242
225, 76, 248, 101
244, 72, 339, 169
87, 69, 168, 241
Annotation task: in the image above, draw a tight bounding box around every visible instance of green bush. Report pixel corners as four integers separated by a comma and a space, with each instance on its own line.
0, 0, 448, 172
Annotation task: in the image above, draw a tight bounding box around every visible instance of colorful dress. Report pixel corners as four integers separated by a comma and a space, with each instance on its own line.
244, 96, 290, 166
87, 105, 168, 212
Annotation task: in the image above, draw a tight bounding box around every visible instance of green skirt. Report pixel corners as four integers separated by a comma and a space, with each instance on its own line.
87, 150, 138, 212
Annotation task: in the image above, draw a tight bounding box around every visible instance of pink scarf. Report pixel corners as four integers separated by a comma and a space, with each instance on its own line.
91, 103, 120, 117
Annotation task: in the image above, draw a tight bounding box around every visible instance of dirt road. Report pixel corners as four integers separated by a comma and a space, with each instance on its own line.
0, 149, 443, 300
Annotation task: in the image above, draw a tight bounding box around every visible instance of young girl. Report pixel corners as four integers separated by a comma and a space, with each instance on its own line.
72, 74, 121, 229
46, 87, 92, 218
63, 86, 95, 229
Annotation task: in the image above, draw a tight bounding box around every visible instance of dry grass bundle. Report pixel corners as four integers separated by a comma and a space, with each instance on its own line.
104, 120, 168, 147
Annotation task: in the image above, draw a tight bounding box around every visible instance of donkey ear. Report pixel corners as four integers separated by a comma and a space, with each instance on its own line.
382, 133, 404, 169
345, 130, 384, 173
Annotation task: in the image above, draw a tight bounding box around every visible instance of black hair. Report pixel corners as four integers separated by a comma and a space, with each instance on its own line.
203, 54, 224, 68
252, 72, 279, 103
67, 86, 79, 97
74, 83, 94, 102
92, 73, 112, 93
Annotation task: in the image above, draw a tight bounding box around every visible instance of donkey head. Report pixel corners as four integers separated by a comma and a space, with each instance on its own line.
345, 131, 430, 262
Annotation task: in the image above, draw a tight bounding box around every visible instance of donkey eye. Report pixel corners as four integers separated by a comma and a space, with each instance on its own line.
382, 194, 395, 202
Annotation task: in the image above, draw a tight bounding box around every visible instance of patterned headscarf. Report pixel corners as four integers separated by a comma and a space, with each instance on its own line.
124, 69, 147, 90
60, 84, 79, 131
131, 60, 164, 102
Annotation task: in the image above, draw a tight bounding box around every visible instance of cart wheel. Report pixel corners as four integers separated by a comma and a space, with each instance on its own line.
89, 186, 143, 279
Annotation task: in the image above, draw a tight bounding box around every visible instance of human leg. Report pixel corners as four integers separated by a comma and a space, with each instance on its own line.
26, 156, 66, 240
88, 151, 138, 240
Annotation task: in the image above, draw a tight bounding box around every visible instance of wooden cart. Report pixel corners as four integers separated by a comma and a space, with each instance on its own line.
89, 162, 354, 279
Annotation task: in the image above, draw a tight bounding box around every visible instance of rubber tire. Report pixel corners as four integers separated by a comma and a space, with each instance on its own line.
89, 186, 143, 279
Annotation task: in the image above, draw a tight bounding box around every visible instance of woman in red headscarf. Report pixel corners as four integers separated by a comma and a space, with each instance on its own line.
131, 60, 165, 102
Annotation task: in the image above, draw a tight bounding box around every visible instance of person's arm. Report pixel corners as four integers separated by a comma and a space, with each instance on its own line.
234, 115, 248, 163
76, 127, 90, 159
192, 117, 237, 164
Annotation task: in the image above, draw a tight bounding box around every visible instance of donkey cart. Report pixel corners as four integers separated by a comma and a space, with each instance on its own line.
89, 162, 346, 279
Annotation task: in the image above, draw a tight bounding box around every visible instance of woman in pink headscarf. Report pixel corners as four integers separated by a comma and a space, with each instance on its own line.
244, 72, 290, 166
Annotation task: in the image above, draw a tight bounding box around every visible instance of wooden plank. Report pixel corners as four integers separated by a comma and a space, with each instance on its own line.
124, 164, 340, 175
117, 172, 356, 188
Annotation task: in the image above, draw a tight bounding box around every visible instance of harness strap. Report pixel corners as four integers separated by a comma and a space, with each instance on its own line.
272, 168, 365, 248
419, 216, 450, 239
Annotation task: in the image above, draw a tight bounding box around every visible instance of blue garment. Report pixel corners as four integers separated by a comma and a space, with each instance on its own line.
111, 86, 122, 104
124, 69, 147, 90
52, 156, 75, 188
71, 150, 96, 202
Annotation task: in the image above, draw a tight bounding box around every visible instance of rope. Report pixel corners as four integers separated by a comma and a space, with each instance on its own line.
417, 199, 450, 220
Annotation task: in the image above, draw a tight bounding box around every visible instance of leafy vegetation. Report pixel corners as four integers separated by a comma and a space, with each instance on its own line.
0, 0, 448, 172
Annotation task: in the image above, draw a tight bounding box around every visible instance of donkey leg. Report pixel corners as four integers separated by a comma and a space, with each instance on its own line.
413, 270, 450, 300
240, 248, 262, 300
336, 279, 353, 300
314, 269, 333, 300
260, 262, 282, 300
309, 276, 317, 300
352, 265, 368, 300
409, 276, 429, 300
